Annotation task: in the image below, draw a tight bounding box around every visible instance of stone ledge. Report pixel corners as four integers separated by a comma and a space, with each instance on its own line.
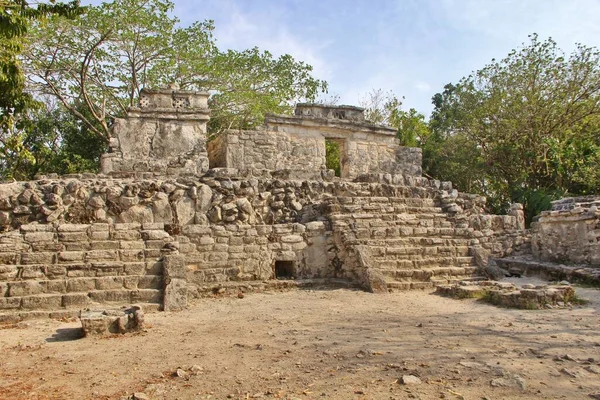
436, 280, 576, 309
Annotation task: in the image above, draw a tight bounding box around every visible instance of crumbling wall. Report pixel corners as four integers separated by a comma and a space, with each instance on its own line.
531, 197, 600, 266
0, 222, 171, 319
101, 88, 210, 177
207, 129, 326, 178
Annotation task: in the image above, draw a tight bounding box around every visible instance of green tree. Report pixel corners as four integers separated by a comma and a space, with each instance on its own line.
427, 34, 600, 217
24, 0, 326, 145
0, 0, 81, 179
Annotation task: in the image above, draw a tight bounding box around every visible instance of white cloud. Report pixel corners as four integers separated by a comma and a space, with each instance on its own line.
415, 82, 431, 92
205, 2, 333, 82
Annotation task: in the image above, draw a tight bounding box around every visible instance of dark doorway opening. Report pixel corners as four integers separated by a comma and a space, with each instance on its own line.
325, 139, 341, 177
274, 261, 295, 279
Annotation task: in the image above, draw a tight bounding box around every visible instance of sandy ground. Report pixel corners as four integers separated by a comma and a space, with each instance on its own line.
0, 279, 599, 400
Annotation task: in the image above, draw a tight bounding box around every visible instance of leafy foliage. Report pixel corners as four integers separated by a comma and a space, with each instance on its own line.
24, 0, 327, 144
1, 0, 81, 180
325, 140, 341, 177
425, 34, 600, 220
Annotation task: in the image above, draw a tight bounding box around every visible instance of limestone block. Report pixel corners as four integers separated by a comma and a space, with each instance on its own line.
151, 192, 174, 224
207, 206, 222, 223
21, 294, 62, 310
0, 297, 21, 310
67, 278, 96, 293
118, 205, 154, 224
163, 253, 186, 279
163, 278, 187, 312
62, 293, 90, 308
112, 230, 141, 241
80, 306, 145, 336
281, 234, 303, 243
20, 251, 55, 264
174, 197, 195, 226
8, 281, 45, 297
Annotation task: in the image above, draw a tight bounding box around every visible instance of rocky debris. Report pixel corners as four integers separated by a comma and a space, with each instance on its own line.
80, 305, 145, 336
399, 375, 422, 385
585, 365, 600, 374
120, 393, 150, 400
436, 280, 575, 309
495, 256, 600, 287
490, 374, 526, 390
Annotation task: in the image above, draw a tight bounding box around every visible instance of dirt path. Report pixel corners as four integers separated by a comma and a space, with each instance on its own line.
1, 282, 599, 400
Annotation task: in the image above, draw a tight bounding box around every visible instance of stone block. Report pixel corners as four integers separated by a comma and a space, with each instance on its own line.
163, 254, 186, 279
120, 240, 145, 250
141, 230, 170, 240
95, 276, 124, 290
80, 306, 144, 336
88, 289, 131, 303
20, 265, 46, 279
91, 223, 110, 232
124, 262, 146, 275
114, 223, 142, 231
46, 280, 67, 293
146, 260, 163, 275
281, 234, 303, 243
163, 278, 187, 311
8, 280, 46, 297
0, 297, 21, 310
58, 232, 88, 242
67, 278, 96, 293
20, 252, 55, 265
21, 294, 62, 310
58, 251, 85, 263
112, 230, 141, 241
0, 265, 18, 280
91, 241, 120, 250
138, 275, 163, 289
122, 276, 139, 289
57, 224, 89, 232
64, 242, 91, 251
131, 289, 162, 303
86, 250, 119, 261
120, 250, 144, 262
0, 253, 18, 265
62, 293, 90, 308
90, 231, 110, 241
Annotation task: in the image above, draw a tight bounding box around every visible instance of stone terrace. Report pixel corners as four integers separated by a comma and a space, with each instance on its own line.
0, 87, 533, 321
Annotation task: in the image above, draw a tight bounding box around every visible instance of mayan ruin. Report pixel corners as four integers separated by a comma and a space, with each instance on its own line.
2, 0, 600, 399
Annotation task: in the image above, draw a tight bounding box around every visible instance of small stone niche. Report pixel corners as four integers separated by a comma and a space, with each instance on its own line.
274, 260, 295, 279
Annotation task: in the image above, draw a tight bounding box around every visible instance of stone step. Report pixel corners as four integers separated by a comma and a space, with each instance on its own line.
0, 262, 163, 282
385, 271, 481, 291
0, 302, 161, 324
359, 237, 474, 247
369, 245, 471, 257
0, 275, 163, 297
378, 266, 478, 281
334, 196, 438, 206
340, 226, 473, 240
0, 288, 162, 312
339, 205, 445, 214
373, 258, 475, 270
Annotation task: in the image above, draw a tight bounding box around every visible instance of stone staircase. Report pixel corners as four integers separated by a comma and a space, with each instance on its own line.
0, 223, 170, 323
328, 193, 481, 291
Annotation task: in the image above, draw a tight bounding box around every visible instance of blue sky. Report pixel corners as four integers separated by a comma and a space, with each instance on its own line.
85, 0, 600, 116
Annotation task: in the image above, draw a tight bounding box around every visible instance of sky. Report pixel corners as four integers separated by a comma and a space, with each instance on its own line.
84, 0, 600, 116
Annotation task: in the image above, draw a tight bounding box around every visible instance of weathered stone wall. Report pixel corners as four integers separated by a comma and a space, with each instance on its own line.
0, 171, 533, 318
207, 128, 326, 178
0, 89, 537, 318
531, 198, 600, 266
101, 88, 210, 177
0, 222, 171, 320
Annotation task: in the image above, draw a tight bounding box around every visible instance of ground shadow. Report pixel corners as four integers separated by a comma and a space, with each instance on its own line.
46, 327, 84, 342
